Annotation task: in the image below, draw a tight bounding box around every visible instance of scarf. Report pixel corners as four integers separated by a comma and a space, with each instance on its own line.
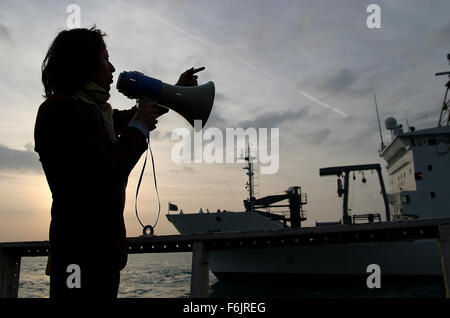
73, 81, 116, 143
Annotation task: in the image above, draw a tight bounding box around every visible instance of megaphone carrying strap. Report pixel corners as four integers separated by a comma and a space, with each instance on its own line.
135, 137, 161, 236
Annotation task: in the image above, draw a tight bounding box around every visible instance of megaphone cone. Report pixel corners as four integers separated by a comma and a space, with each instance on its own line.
117, 71, 215, 128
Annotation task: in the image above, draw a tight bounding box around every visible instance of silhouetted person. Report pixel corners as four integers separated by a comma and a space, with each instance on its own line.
34, 26, 204, 299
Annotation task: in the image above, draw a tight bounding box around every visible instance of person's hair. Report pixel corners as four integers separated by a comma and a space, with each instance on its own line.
41, 26, 107, 97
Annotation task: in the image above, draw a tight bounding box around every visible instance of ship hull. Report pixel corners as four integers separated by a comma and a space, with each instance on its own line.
209, 239, 442, 281
167, 212, 443, 280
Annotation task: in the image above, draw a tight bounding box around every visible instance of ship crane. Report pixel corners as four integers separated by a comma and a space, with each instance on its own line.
320, 163, 391, 225
244, 187, 307, 228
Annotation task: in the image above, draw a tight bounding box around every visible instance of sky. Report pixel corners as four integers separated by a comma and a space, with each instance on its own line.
0, 0, 449, 241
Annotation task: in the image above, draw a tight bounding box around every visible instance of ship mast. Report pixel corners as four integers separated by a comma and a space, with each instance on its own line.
243, 144, 256, 212
436, 53, 450, 127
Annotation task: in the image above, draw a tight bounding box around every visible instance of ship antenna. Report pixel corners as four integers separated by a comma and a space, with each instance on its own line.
405, 115, 411, 131
373, 91, 385, 151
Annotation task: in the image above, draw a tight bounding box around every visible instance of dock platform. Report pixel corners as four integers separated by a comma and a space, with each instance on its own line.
1, 217, 450, 298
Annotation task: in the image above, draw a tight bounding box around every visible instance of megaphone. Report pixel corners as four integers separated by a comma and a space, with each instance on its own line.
116, 71, 215, 128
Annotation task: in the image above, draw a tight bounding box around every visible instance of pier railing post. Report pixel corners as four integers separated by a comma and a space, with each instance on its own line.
0, 251, 21, 298
190, 241, 209, 298
438, 224, 450, 298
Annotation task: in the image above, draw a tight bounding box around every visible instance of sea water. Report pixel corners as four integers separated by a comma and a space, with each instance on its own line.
18, 253, 197, 298
17, 254, 446, 298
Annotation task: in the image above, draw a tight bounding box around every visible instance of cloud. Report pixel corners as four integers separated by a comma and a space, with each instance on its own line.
409, 104, 441, 129
0, 23, 13, 44
169, 165, 196, 174
318, 68, 372, 99
0, 144, 41, 173
237, 107, 310, 129
426, 22, 450, 46
296, 128, 332, 146
0, 173, 17, 180
321, 68, 358, 94
197, 107, 311, 150
213, 92, 228, 103
203, 109, 232, 130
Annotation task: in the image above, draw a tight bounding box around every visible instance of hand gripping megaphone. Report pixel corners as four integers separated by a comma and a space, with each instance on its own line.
116, 71, 215, 128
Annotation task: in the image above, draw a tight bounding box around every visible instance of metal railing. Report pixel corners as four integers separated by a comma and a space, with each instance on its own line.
1, 217, 450, 298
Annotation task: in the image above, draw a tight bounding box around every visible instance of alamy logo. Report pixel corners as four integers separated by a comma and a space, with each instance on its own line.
366, 264, 381, 289
66, 4, 81, 29
366, 4, 381, 29
171, 121, 279, 174
66, 264, 81, 289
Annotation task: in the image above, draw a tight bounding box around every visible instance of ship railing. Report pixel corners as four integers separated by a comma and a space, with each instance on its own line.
1, 217, 450, 298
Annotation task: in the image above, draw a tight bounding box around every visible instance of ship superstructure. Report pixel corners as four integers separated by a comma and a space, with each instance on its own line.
380, 122, 450, 220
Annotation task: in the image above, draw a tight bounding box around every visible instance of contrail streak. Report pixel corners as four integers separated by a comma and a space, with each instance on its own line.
150, 13, 221, 51
237, 56, 348, 117
150, 12, 347, 117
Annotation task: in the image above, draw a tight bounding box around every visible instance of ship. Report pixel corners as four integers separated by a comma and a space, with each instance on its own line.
166, 57, 450, 282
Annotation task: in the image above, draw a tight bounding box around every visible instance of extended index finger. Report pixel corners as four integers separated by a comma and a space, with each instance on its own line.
191, 66, 205, 74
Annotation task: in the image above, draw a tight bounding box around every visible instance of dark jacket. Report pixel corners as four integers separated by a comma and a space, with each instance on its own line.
34, 94, 146, 275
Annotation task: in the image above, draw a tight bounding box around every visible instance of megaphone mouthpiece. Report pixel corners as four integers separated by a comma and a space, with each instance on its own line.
117, 71, 163, 99
117, 71, 215, 128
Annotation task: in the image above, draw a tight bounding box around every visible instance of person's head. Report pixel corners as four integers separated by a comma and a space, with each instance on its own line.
41, 26, 115, 97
